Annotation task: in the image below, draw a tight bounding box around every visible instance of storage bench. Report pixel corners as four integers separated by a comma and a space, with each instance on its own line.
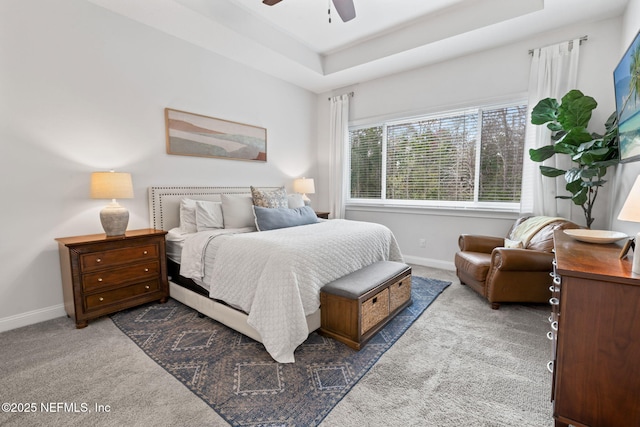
319, 261, 412, 350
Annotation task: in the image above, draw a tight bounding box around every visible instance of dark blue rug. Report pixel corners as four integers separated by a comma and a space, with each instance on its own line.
111, 276, 450, 426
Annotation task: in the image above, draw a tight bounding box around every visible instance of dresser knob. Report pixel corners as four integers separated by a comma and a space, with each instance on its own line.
144, 268, 149, 272
143, 251, 148, 255
145, 285, 150, 289
98, 278, 103, 282
96, 258, 102, 263
99, 297, 104, 302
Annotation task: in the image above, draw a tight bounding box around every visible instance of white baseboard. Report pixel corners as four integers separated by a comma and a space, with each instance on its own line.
0, 304, 66, 333
403, 255, 455, 271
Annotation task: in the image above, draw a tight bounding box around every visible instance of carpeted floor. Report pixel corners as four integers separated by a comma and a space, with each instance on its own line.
109, 276, 450, 426
0, 265, 554, 427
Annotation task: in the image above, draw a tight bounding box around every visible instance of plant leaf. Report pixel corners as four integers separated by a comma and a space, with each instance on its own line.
540, 166, 566, 177
557, 90, 597, 129
531, 98, 560, 125
529, 145, 556, 162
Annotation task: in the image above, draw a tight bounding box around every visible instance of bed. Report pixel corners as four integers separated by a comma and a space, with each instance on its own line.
148, 186, 404, 363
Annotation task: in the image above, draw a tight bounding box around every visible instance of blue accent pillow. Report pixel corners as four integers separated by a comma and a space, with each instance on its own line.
253, 205, 319, 231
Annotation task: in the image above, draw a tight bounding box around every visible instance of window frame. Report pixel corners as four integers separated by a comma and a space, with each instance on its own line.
346, 98, 528, 213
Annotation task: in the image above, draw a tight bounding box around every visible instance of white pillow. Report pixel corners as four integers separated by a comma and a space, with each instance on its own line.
287, 193, 305, 209
179, 198, 197, 233
195, 200, 224, 231
504, 238, 524, 249
221, 194, 255, 228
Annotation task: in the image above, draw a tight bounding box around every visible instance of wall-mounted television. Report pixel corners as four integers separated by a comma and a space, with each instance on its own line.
614, 29, 640, 163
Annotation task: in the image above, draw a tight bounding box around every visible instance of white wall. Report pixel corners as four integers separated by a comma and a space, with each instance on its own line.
316, 17, 623, 269
0, 0, 317, 330
611, 0, 640, 237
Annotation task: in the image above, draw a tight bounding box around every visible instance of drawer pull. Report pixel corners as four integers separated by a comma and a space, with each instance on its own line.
96, 258, 102, 263
547, 361, 554, 373
97, 278, 103, 282
144, 268, 149, 272
143, 250, 148, 255
145, 285, 150, 290
547, 331, 554, 340
551, 321, 558, 331
549, 297, 560, 306
99, 297, 104, 302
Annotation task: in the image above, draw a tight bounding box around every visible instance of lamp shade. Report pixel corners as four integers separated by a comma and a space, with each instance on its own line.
90, 172, 134, 199
293, 177, 315, 195
618, 175, 640, 223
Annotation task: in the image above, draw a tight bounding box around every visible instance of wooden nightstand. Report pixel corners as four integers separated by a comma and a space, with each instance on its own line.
56, 229, 169, 328
315, 211, 330, 219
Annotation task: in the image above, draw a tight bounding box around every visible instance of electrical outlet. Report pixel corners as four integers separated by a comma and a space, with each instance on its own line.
419, 238, 426, 248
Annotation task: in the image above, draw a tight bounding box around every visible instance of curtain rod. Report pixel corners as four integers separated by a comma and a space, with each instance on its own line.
328, 91, 354, 101
528, 35, 588, 55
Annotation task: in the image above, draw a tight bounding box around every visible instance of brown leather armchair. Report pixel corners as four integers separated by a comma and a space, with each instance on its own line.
454, 216, 580, 309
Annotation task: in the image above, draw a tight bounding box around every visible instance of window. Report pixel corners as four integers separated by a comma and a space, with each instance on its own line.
349, 102, 527, 209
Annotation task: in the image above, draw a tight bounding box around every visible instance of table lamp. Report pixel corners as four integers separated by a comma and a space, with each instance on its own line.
617, 175, 640, 273
90, 171, 134, 236
294, 177, 315, 206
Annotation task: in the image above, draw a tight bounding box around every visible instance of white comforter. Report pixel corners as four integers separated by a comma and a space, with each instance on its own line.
180, 219, 403, 363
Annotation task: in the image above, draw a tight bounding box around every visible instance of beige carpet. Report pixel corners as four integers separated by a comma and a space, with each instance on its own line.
0, 265, 553, 427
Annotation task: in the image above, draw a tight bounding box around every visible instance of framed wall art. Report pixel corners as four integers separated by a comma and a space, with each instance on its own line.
614, 29, 640, 163
165, 108, 267, 162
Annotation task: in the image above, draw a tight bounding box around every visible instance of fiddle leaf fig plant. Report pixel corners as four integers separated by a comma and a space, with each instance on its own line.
529, 89, 619, 229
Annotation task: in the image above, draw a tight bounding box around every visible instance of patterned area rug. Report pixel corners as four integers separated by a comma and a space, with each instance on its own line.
111, 276, 450, 426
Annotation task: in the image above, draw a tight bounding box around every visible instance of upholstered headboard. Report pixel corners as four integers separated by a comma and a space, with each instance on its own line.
148, 186, 281, 231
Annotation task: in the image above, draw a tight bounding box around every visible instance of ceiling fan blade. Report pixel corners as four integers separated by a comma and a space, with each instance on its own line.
332, 0, 356, 22
262, 0, 282, 5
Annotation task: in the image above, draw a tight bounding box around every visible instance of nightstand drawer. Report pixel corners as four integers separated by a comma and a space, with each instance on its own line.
85, 280, 160, 310
80, 244, 159, 271
82, 261, 160, 291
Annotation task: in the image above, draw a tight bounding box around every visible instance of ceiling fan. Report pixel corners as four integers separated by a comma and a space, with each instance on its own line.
262, 0, 356, 23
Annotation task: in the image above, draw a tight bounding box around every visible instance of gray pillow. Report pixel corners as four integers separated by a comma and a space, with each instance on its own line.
253, 205, 318, 231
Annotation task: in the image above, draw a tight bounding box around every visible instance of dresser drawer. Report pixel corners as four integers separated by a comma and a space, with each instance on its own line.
85, 280, 160, 310
80, 244, 159, 271
361, 287, 389, 335
82, 261, 160, 291
389, 276, 411, 312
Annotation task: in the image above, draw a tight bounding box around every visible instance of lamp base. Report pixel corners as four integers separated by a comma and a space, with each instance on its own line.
633, 233, 640, 274
301, 193, 311, 207
100, 201, 129, 236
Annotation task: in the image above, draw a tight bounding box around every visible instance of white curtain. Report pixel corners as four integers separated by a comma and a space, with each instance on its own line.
329, 94, 350, 219
520, 39, 581, 219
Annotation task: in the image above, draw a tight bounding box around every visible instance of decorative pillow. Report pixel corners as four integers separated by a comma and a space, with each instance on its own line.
221, 194, 256, 229
251, 186, 288, 208
195, 200, 224, 231
179, 198, 197, 233
287, 193, 305, 209
504, 238, 524, 249
253, 205, 318, 231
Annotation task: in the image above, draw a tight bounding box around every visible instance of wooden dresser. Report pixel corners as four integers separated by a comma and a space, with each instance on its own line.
56, 229, 169, 328
551, 230, 640, 427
